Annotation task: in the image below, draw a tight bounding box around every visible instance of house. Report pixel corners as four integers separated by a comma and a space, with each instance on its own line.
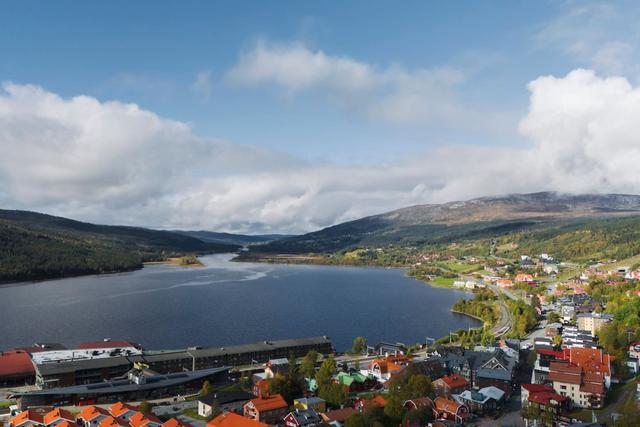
9, 409, 48, 427
42, 409, 75, 427
253, 379, 271, 397
198, 392, 254, 417
403, 397, 434, 412
367, 355, 411, 381
99, 417, 129, 427
516, 273, 534, 283
576, 313, 614, 335
319, 408, 356, 427
162, 420, 190, 427
243, 394, 288, 425
496, 279, 513, 288
354, 395, 386, 412
109, 403, 138, 423
521, 384, 571, 424
128, 412, 162, 427
334, 371, 377, 392
433, 374, 468, 397
78, 407, 111, 427
207, 413, 267, 427
282, 410, 321, 427
293, 397, 326, 413
456, 386, 504, 416
264, 359, 289, 379
433, 397, 469, 425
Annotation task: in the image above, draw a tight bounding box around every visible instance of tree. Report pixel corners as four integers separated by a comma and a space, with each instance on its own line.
552, 335, 563, 347
406, 374, 433, 399
404, 406, 433, 425
351, 336, 367, 354
200, 380, 212, 397
383, 395, 404, 425
316, 356, 337, 387
139, 401, 152, 414
344, 413, 365, 427
547, 311, 560, 323
318, 383, 349, 408
300, 350, 319, 379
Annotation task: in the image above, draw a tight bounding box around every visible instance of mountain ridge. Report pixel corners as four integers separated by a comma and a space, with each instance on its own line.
249, 192, 640, 254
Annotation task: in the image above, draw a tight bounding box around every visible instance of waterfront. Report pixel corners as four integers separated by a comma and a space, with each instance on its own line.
0, 254, 480, 351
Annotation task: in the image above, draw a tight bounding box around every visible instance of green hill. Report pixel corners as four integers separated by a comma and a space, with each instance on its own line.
250, 192, 640, 261
0, 210, 239, 283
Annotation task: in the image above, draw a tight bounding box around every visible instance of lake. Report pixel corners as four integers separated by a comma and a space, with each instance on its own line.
0, 254, 481, 351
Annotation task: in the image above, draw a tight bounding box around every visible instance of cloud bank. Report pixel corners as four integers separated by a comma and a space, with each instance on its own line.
2, 68, 640, 233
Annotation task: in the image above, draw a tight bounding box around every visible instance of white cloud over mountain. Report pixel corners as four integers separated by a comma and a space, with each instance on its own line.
2, 68, 640, 233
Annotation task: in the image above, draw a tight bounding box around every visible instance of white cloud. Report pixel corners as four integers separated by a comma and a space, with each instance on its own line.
226, 40, 472, 126
3, 69, 640, 234
535, 2, 640, 77
192, 70, 213, 101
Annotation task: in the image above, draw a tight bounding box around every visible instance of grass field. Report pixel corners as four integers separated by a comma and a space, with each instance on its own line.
442, 262, 481, 274
430, 277, 456, 287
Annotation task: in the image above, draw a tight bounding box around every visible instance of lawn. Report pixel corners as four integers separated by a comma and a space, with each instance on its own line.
182, 408, 207, 421
442, 262, 481, 274
0, 401, 16, 409
430, 277, 455, 287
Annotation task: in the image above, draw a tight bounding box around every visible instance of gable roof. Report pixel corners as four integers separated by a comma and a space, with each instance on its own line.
246, 394, 288, 412
109, 402, 138, 418
44, 409, 74, 425
320, 408, 356, 423
129, 412, 162, 427
199, 392, 254, 407
435, 374, 468, 389
10, 410, 47, 426
207, 413, 268, 427
78, 341, 135, 349
162, 419, 190, 427
0, 350, 36, 377
79, 406, 110, 422
99, 417, 129, 427
434, 397, 464, 414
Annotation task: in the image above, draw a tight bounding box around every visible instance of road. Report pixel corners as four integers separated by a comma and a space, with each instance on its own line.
487, 284, 514, 337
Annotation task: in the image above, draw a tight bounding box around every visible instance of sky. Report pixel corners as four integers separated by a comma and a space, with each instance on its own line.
2, 1, 640, 233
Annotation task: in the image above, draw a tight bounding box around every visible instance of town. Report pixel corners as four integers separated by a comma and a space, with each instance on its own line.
2, 250, 640, 427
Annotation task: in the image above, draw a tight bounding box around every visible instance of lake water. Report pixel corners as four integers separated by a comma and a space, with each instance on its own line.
0, 254, 480, 351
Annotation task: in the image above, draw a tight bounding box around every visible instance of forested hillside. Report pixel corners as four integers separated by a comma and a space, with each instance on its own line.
0, 210, 239, 283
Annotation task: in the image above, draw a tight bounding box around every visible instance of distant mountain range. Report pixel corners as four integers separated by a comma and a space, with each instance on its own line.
251, 192, 640, 254
0, 210, 240, 283
5, 191, 640, 283
172, 230, 293, 246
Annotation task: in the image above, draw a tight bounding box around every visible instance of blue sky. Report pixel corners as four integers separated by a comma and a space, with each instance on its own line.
1, 1, 567, 162
2, 1, 640, 232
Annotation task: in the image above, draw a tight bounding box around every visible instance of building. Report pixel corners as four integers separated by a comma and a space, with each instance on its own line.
128, 412, 162, 427
433, 374, 468, 397
207, 413, 267, 427
282, 410, 321, 427
456, 386, 504, 416
243, 394, 288, 425
109, 403, 138, 423
548, 362, 605, 408
12, 367, 230, 410
293, 397, 326, 413
577, 313, 614, 335
78, 407, 111, 427
333, 372, 377, 392
32, 337, 332, 390
403, 397, 434, 413
521, 384, 571, 424
367, 355, 411, 381
433, 397, 469, 425
0, 344, 66, 387
198, 392, 254, 417
319, 408, 356, 427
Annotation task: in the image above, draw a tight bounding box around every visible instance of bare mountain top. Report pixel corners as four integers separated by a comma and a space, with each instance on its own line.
381, 192, 640, 225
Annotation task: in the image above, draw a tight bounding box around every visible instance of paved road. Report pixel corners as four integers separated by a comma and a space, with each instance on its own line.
487, 284, 513, 337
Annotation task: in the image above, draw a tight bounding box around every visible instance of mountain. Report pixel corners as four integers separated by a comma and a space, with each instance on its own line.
251, 192, 640, 254
0, 210, 240, 283
172, 230, 293, 246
